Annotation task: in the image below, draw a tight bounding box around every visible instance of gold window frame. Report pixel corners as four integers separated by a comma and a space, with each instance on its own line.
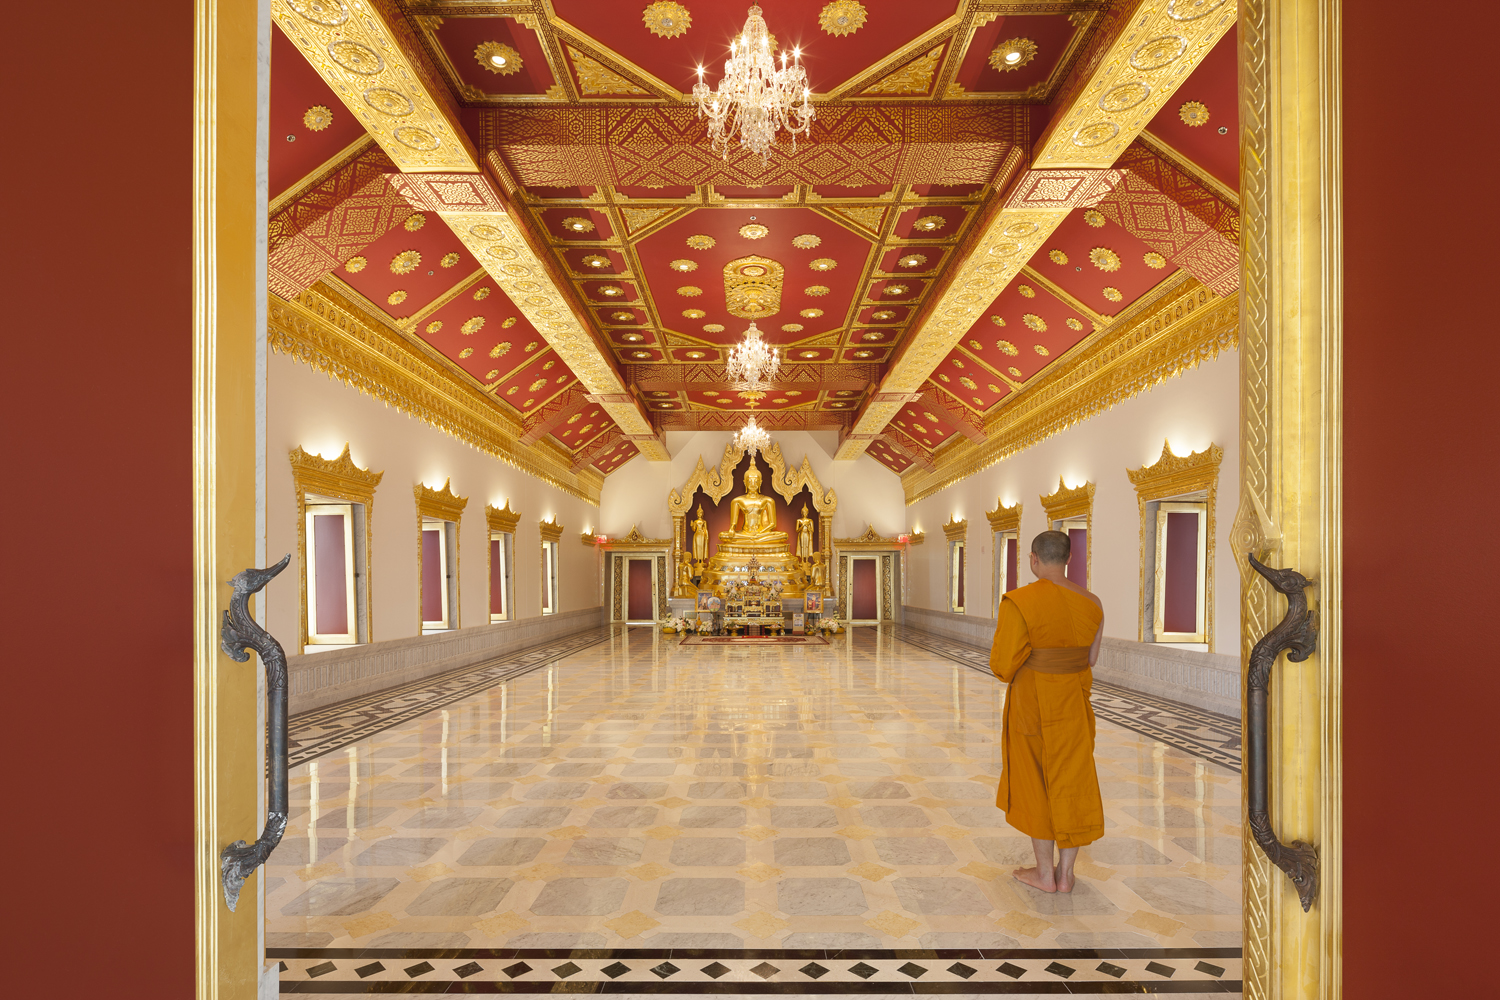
1154, 501, 1209, 643
942, 517, 968, 614
986, 500, 1022, 615
486, 501, 521, 624
415, 480, 468, 633
1129, 442, 1223, 648
539, 516, 564, 615
1039, 479, 1094, 587
304, 502, 357, 645
290, 445, 382, 648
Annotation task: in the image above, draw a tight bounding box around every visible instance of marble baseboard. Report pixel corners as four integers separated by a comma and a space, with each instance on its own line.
287, 607, 605, 714
899, 606, 1241, 720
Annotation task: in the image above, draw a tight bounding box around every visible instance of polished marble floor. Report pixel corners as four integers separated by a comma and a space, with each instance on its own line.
267, 625, 1242, 992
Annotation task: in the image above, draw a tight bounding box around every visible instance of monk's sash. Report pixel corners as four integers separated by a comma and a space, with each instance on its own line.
1022, 646, 1090, 674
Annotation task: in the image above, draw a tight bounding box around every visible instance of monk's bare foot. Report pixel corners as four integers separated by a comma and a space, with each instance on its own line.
1055, 870, 1075, 893
1011, 866, 1057, 892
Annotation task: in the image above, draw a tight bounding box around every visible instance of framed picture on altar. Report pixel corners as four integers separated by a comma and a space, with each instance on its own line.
804, 591, 823, 614
696, 590, 720, 612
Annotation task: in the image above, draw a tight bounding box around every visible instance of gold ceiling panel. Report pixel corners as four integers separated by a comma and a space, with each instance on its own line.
271, 0, 479, 173
1032, 0, 1238, 169
835, 169, 1120, 459
388, 173, 667, 460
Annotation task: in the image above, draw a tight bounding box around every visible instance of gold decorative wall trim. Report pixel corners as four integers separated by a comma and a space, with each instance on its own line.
1039, 478, 1094, 523
539, 516, 565, 542
832, 526, 906, 550
415, 479, 468, 522
602, 525, 672, 549
268, 282, 603, 504
486, 499, 522, 534
291, 445, 384, 647
1128, 442, 1222, 649
270, 0, 479, 172
1033, 0, 1239, 169
903, 277, 1238, 503
942, 516, 969, 542
986, 500, 1022, 534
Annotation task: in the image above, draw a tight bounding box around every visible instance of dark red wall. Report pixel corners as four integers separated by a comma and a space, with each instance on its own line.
5, 1, 193, 996
1344, 3, 1500, 994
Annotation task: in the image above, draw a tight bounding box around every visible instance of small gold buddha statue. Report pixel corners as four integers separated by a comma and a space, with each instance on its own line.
719, 466, 787, 549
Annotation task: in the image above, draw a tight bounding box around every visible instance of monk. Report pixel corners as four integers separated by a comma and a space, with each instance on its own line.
989, 529, 1105, 893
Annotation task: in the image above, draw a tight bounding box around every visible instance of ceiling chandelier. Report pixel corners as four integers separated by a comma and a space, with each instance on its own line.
725, 321, 781, 405
692, 5, 815, 164
733, 415, 772, 456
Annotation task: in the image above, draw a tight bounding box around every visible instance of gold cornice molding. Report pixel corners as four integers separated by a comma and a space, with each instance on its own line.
270, 0, 479, 172
1032, 0, 1238, 169
539, 515, 565, 541
832, 525, 907, 550
1039, 478, 1094, 522
942, 516, 969, 542
486, 499, 522, 533
1127, 440, 1224, 499
902, 276, 1238, 503
985, 500, 1022, 534
415, 478, 468, 522
268, 281, 604, 504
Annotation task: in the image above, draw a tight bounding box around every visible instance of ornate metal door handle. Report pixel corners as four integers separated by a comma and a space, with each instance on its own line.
1246, 553, 1320, 911
217, 555, 292, 912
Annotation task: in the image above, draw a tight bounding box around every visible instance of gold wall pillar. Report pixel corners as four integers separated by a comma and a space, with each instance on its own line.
194, 0, 263, 995
1235, 0, 1342, 997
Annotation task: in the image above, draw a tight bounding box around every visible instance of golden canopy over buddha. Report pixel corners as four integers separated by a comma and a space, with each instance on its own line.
720, 467, 786, 547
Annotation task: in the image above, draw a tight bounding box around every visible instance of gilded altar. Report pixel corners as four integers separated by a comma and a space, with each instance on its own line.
667, 440, 836, 608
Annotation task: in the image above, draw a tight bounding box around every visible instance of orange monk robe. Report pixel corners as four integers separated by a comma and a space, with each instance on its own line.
989, 580, 1105, 848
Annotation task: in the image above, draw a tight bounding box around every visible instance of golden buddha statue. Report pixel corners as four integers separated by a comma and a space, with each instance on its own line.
720, 467, 786, 548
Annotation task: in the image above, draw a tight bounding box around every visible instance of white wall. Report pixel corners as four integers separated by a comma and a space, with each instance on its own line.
598, 429, 908, 541
266, 351, 601, 646
906, 352, 1240, 652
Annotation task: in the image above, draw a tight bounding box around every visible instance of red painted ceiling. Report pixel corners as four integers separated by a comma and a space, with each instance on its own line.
1034, 207, 1178, 318
951, 15, 1078, 95
1143, 28, 1240, 191
269, 25, 366, 199
431, 16, 557, 98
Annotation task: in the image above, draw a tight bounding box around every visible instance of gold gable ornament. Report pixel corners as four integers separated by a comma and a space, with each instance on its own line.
485, 498, 521, 533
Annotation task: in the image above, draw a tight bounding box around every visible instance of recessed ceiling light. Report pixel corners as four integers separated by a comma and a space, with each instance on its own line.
491, 54, 507, 66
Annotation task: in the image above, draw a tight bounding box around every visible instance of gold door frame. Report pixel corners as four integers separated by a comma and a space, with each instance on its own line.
1234, 1, 1343, 996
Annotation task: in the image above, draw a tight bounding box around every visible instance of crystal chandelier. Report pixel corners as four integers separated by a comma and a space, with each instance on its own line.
692, 5, 815, 164
725, 321, 781, 403
733, 415, 771, 456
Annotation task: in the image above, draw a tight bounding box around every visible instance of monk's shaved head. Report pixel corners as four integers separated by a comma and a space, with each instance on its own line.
1031, 530, 1071, 566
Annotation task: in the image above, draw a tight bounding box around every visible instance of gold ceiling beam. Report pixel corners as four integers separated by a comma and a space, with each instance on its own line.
389, 172, 668, 461
836, 0, 1238, 461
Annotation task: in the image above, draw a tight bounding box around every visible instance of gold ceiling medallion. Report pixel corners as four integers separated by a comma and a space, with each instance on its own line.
791, 234, 821, 249
1008, 366, 1023, 377
781, 323, 803, 332
861, 45, 943, 96
676, 285, 703, 296
682, 308, 706, 319
818, 1, 867, 36
1033, 344, 1049, 356
404, 212, 426, 231
800, 308, 823, 317
1103, 286, 1123, 302
1144, 251, 1167, 269
810, 258, 836, 271
1048, 249, 1069, 265
598, 285, 624, 296
686, 234, 716, 249
345, 256, 367, 273
480, 40, 528, 76
739, 223, 770, 239
898, 254, 927, 268
1089, 247, 1121, 271
489, 342, 511, 357
440, 252, 460, 267
642, 1, 692, 39
1022, 313, 1046, 331
1018, 284, 1035, 298
724, 256, 784, 318
390, 250, 422, 274
988, 37, 1037, 73
461, 316, 486, 334
805, 284, 830, 296
703, 324, 724, 332
669, 259, 698, 271
388, 290, 407, 305
567, 46, 648, 95
1178, 100, 1210, 126
991, 315, 1007, 326
1083, 209, 1106, 227
427, 321, 443, 333
911, 215, 946, 232
302, 105, 333, 131
474, 288, 491, 300
582, 254, 610, 269
872, 309, 896, 320
459, 348, 474, 358
1065, 317, 1083, 330
561, 216, 595, 233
